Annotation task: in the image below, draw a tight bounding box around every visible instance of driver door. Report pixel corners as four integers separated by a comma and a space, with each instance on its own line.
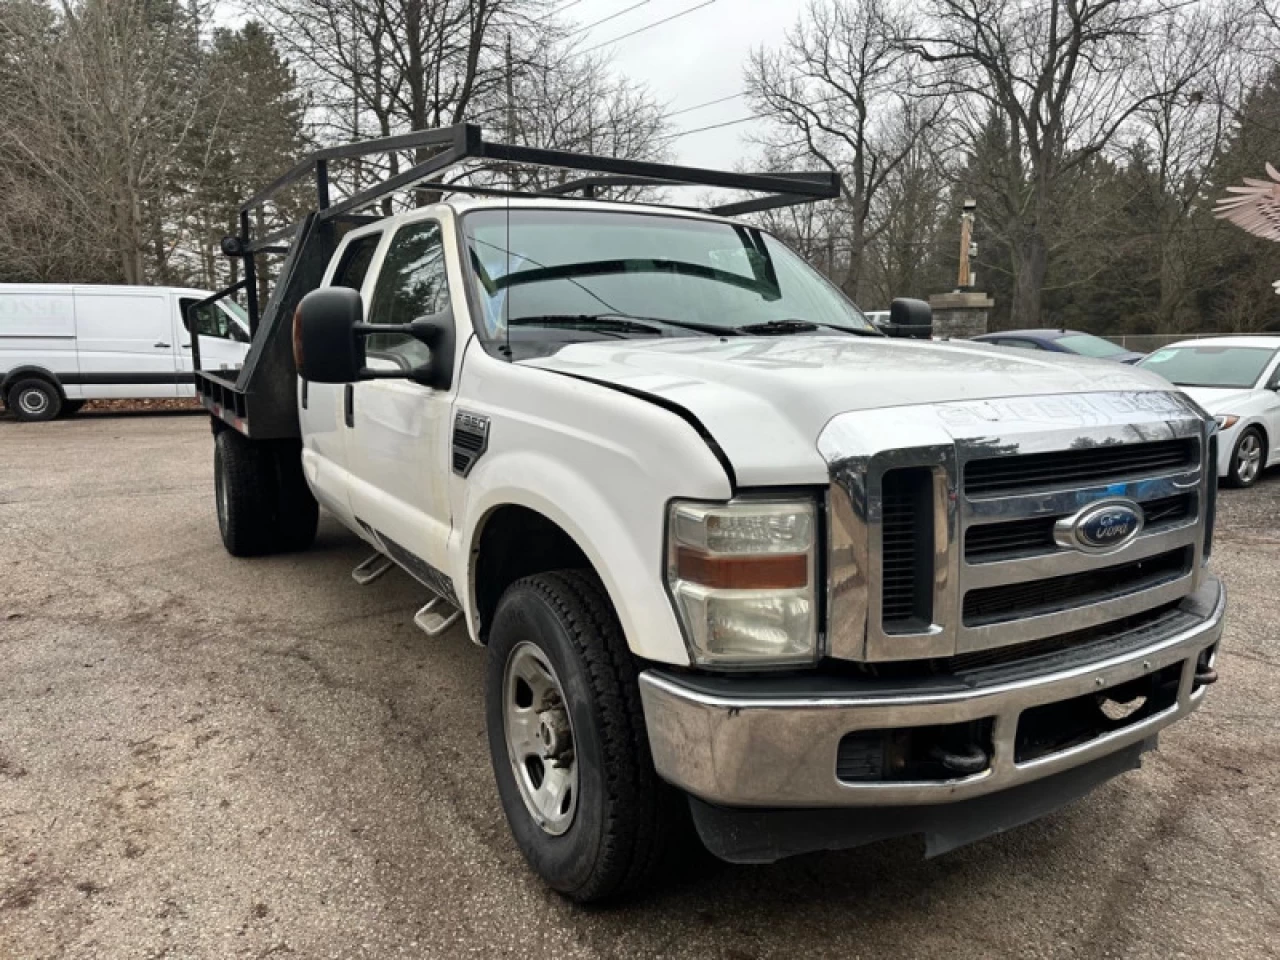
344, 219, 456, 579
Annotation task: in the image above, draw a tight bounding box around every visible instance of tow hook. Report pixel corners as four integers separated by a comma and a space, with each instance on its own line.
1195, 648, 1219, 687
929, 742, 989, 775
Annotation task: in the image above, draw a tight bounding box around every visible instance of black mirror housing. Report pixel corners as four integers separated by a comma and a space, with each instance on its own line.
406, 310, 455, 390
887, 297, 933, 340
295, 287, 367, 383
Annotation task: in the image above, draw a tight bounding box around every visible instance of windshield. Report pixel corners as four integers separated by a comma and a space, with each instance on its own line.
1056, 333, 1128, 358
461, 208, 872, 349
1139, 345, 1276, 388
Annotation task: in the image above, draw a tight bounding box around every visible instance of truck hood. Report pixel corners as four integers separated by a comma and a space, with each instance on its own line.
527, 336, 1177, 485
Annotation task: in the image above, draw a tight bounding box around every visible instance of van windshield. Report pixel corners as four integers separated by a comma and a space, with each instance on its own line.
461, 208, 872, 352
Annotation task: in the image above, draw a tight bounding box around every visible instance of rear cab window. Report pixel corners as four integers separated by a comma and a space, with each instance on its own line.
330, 233, 383, 291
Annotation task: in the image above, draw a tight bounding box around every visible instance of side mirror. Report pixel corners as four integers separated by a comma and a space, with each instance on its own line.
294, 287, 367, 383
293, 285, 457, 390
885, 298, 933, 340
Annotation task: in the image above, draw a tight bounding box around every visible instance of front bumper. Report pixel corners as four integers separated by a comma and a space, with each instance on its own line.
639, 576, 1224, 809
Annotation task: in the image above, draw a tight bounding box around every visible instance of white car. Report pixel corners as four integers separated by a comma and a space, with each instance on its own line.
1139, 336, 1280, 487
0, 284, 251, 421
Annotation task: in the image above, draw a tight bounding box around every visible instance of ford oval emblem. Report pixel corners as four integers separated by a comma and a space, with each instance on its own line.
1054, 499, 1145, 554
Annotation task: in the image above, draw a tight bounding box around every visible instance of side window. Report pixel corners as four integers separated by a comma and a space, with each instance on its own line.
218, 306, 250, 343
181, 299, 234, 340
331, 233, 382, 291
365, 221, 451, 369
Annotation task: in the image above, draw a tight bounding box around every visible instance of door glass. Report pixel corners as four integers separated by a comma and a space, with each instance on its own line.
366, 221, 451, 369
332, 233, 382, 291
181, 299, 237, 340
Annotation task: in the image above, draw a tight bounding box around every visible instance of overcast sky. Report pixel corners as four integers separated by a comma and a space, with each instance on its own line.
559, 0, 799, 169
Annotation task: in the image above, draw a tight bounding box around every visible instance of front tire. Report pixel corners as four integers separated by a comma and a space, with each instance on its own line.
1227, 427, 1265, 488
7, 378, 61, 422
485, 570, 679, 903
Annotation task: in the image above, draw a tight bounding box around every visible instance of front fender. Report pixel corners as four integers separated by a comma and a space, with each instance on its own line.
447, 354, 734, 665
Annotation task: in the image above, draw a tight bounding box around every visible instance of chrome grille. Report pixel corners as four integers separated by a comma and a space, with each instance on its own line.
820, 390, 1212, 664
965, 492, 1195, 563
962, 546, 1193, 627
964, 438, 1197, 496
881, 467, 935, 632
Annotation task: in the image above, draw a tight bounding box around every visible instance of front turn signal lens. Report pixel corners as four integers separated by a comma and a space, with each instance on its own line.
666, 500, 818, 668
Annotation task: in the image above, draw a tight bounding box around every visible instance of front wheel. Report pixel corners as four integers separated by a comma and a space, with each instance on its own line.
1227, 427, 1265, 488
7, 378, 61, 422
484, 570, 681, 902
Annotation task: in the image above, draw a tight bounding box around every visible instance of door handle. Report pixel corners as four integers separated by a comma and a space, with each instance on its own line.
344, 383, 354, 428
181, 343, 191, 349
154, 341, 171, 349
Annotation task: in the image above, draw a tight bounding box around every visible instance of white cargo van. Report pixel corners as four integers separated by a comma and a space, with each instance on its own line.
0, 284, 251, 421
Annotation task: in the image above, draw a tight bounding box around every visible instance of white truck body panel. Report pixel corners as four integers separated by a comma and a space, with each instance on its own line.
528, 336, 1178, 486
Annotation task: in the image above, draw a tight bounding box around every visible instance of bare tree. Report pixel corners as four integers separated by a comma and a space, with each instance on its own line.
906, 0, 1197, 326
251, 0, 542, 208
1125, 2, 1262, 330
745, 0, 947, 299
0, 0, 216, 283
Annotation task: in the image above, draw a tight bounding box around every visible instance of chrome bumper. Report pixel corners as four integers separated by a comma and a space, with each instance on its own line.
639, 576, 1225, 809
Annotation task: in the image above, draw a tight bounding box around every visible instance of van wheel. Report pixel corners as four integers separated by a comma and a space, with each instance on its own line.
7, 378, 61, 422
485, 570, 680, 903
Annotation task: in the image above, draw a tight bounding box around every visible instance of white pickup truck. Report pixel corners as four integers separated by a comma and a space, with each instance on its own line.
197, 127, 1225, 902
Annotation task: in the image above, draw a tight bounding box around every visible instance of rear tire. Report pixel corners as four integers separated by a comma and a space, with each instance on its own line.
7, 378, 61, 422
214, 431, 318, 556
1226, 427, 1265, 488
485, 569, 681, 903
215, 430, 276, 556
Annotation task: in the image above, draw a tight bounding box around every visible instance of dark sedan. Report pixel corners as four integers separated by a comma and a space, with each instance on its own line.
970, 329, 1145, 364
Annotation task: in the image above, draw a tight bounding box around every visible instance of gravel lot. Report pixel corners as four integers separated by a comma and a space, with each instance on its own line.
2, 411, 1278, 960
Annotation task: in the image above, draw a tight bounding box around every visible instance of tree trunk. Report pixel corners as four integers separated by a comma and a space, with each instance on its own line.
1010, 230, 1047, 327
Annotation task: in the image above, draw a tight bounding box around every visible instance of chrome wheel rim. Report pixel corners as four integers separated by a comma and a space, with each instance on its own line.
503, 641, 578, 836
1237, 433, 1262, 484
18, 388, 48, 417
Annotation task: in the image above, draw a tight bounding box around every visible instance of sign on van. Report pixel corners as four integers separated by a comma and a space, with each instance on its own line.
0, 293, 76, 337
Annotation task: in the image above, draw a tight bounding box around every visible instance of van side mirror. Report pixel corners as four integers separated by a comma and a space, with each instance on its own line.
293, 286, 456, 390
886, 298, 933, 340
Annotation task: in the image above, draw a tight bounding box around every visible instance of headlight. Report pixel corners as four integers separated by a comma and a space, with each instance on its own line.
1215, 414, 1240, 429
666, 500, 817, 667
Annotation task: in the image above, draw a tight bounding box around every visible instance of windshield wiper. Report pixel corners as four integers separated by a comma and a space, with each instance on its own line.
736, 318, 882, 337
508, 314, 665, 335
508, 313, 736, 337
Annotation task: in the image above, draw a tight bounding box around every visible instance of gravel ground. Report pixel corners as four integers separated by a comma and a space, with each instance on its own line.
1, 410, 1278, 960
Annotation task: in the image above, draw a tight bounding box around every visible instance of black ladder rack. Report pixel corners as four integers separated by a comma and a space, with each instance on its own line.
190, 122, 841, 439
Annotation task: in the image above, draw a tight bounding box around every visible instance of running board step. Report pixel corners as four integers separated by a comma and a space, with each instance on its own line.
352, 553, 394, 585
414, 597, 462, 637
